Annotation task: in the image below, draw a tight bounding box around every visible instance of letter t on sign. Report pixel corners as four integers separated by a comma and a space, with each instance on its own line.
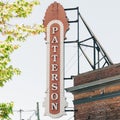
43, 2, 69, 119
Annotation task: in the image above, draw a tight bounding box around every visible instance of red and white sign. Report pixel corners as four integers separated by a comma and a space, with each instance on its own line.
43, 2, 69, 118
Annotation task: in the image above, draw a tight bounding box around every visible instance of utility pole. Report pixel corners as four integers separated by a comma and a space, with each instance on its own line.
19, 109, 23, 120
36, 102, 40, 120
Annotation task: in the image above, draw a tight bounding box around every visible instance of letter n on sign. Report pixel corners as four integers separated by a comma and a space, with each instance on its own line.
43, 2, 69, 118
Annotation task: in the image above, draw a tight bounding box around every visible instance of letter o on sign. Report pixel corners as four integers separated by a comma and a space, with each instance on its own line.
51, 93, 58, 100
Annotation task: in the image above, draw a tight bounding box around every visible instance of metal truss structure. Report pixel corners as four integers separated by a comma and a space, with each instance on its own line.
64, 7, 113, 79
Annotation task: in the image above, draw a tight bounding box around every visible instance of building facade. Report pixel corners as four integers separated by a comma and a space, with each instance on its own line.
66, 63, 120, 120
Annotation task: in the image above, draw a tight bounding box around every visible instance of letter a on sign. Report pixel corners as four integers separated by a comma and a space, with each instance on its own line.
43, 2, 69, 118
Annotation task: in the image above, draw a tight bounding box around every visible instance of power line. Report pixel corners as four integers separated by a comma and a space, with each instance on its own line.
27, 111, 36, 120
13, 109, 36, 120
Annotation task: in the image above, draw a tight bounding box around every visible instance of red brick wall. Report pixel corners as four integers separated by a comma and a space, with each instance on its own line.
74, 63, 120, 86
74, 84, 120, 100
74, 63, 120, 120
75, 96, 120, 120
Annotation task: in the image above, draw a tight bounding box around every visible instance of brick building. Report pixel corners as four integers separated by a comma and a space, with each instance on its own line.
66, 63, 120, 120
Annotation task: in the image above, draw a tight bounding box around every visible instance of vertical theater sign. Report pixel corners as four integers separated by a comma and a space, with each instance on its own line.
43, 2, 69, 118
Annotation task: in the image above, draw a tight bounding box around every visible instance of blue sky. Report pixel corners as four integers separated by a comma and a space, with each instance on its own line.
0, 0, 120, 120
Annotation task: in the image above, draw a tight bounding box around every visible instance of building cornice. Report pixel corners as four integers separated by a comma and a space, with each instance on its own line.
65, 74, 120, 94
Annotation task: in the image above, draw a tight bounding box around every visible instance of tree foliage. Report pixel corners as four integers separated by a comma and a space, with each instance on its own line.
0, 0, 45, 119
0, 102, 13, 120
